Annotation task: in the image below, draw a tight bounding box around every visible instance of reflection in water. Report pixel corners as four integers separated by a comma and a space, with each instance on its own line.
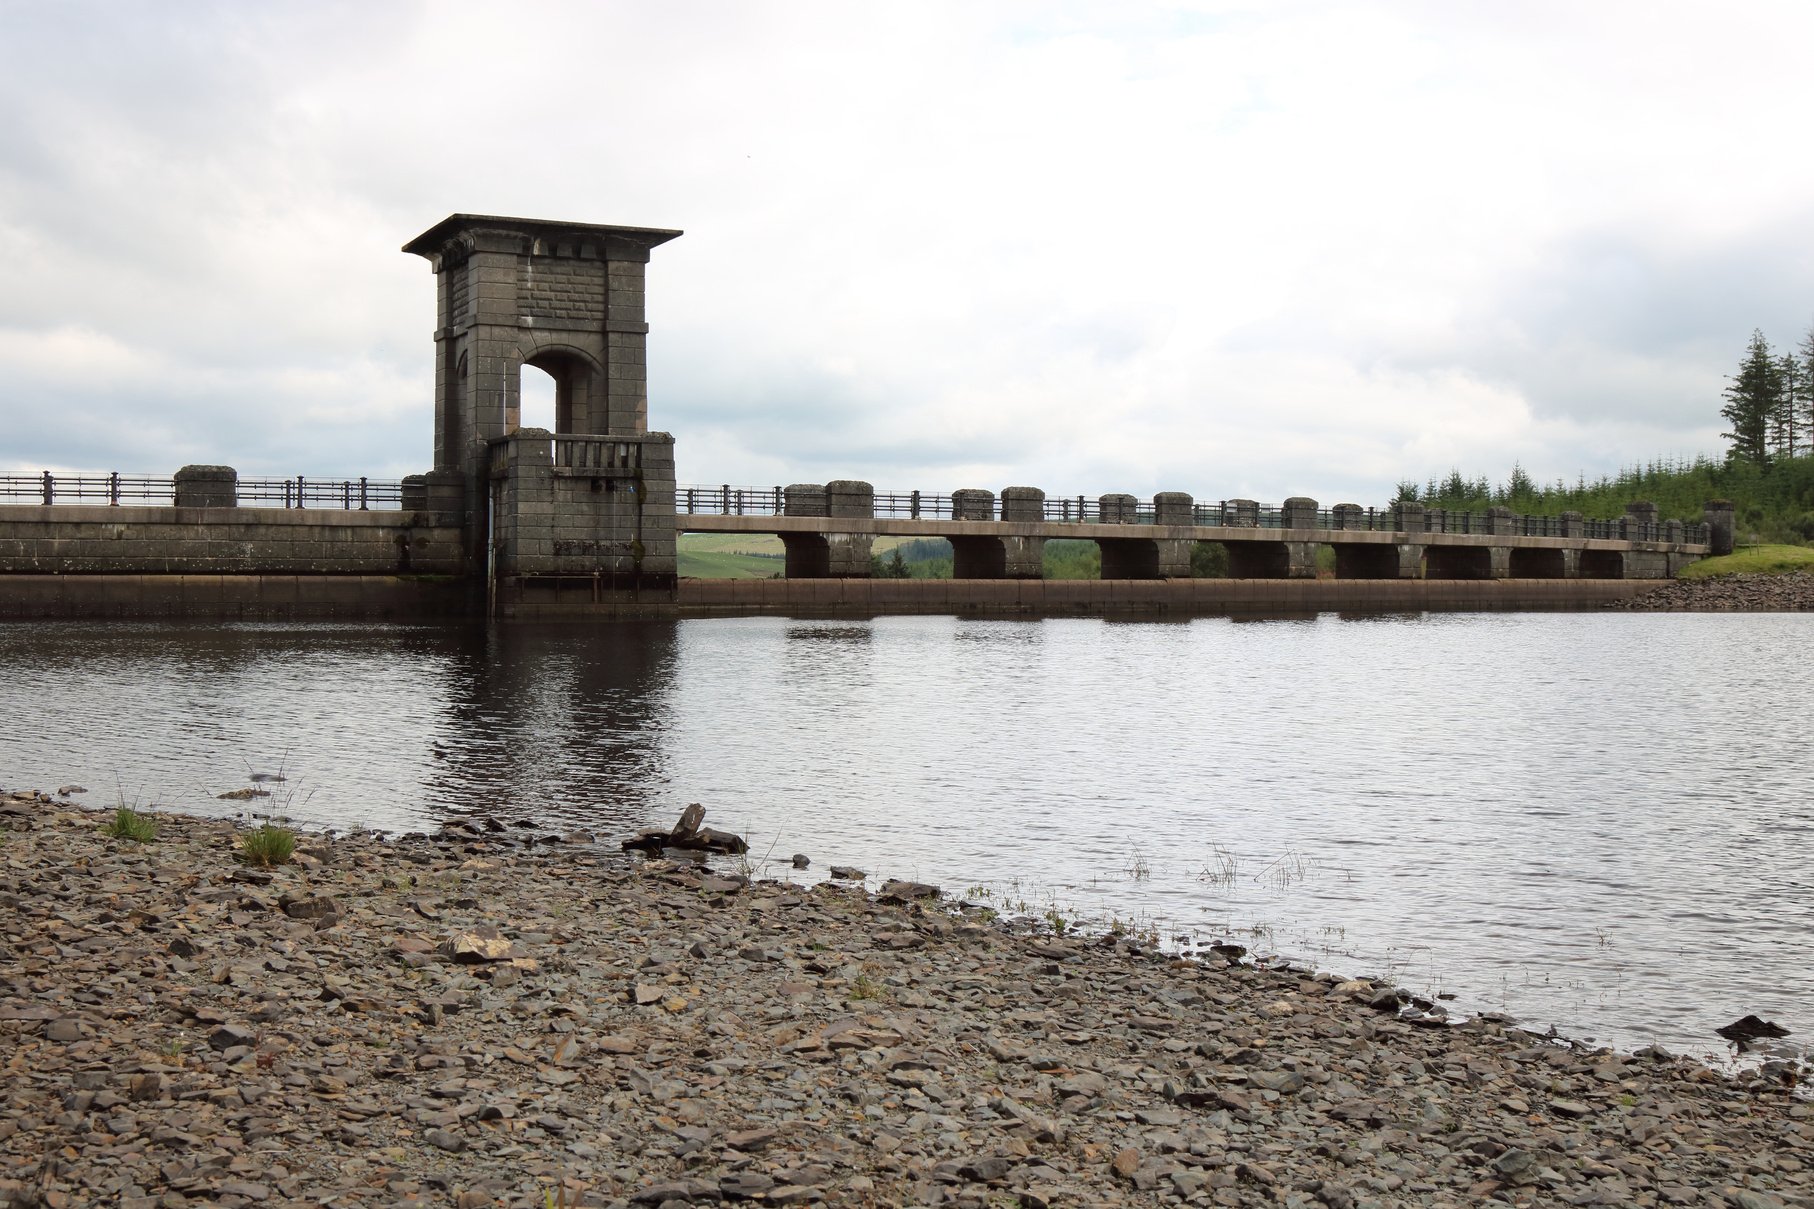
424, 623, 678, 836
2, 612, 1812, 1063
0, 621, 679, 841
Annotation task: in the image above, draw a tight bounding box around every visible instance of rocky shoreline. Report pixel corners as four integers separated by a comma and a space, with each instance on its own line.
1, 793, 1808, 1209
1609, 572, 1814, 611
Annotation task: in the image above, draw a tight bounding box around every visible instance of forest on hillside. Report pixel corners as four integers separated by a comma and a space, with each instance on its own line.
1403, 322, 1814, 543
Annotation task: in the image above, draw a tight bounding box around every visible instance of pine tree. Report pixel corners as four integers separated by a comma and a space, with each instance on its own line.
1778, 354, 1803, 459
1721, 329, 1779, 466
1799, 320, 1814, 455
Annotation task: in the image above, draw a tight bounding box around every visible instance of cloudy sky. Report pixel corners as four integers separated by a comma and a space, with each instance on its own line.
4, 1, 1814, 505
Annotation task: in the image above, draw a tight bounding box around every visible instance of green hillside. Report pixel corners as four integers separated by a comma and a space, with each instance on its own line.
1401, 454, 1814, 544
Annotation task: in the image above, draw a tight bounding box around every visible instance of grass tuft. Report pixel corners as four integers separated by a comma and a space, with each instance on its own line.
240, 824, 296, 867
104, 806, 159, 843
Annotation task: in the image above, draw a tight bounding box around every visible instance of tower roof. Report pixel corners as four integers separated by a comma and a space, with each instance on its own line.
402, 214, 683, 258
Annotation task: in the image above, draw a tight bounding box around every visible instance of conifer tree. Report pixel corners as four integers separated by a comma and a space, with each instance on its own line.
1777, 354, 1803, 459
1799, 320, 1814, 454
1722, 329, 1779, 466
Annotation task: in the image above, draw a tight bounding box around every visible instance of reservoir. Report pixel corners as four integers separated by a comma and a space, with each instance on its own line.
2, 612, 1808, 1063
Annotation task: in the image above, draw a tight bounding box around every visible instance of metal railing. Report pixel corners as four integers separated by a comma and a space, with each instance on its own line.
676, 484, 1711, 545
3, 470, 1713, 542
0, 472, 176, 505
0, 472, 405, 510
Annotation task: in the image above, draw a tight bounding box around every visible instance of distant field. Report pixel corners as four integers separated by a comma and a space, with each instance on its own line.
677, 533, 917, 579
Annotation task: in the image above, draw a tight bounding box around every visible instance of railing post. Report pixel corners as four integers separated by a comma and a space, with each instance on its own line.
109, 471, 120, 506
721, 483, 731, 515
911, 489, 921, 519
359, 477, 369, 510
41, 471, 51, 505
297, 475, 306, 509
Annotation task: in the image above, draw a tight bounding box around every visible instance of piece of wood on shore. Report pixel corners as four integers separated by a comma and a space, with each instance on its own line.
620, 803, 749, 855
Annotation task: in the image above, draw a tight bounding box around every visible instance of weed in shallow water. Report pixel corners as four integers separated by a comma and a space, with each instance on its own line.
1253, 849, 1314, 889
1197, 844, 1239, 886
1124, 845, 1152, 880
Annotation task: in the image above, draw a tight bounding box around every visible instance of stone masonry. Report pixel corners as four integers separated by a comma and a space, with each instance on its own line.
403, 215, 685, 611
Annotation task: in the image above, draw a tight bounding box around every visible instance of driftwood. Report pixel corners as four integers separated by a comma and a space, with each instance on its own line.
621, 803, 749, 855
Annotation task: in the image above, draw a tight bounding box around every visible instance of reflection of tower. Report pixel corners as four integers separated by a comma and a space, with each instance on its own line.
422, 622, 681, 834
402, 215, 684, 614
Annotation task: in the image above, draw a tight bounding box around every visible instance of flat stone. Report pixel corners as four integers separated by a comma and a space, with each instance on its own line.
441, 927, 517, 963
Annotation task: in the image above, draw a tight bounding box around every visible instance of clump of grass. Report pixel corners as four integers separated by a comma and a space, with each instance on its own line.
240, 824, 296, 867
850, 973, 883, 1001
104, 806, 159, 843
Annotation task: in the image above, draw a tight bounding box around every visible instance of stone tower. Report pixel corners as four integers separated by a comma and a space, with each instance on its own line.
403, 215, 683, 613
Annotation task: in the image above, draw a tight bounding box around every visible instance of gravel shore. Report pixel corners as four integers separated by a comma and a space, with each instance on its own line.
1, 792, 1808, 1209
1609, 572, 1814, 611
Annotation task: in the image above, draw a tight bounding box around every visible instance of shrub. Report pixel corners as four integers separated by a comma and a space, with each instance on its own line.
240, 824, 296, 867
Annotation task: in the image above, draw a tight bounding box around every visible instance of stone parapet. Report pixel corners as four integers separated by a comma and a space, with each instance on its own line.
1282, 497, 1319, 530
173, 466, 238, 509
999, 487, 1044, 523
0, 505, 465, 576
951, 489, 995, 522
1098, 494, 1139, 524
826, 480, 874, 519
1703, 500, 1735, 556
1153, 492, 1194, 526
783, 484, 827, 517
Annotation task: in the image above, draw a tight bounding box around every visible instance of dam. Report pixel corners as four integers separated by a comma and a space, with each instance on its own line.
0, 213, 1720, 620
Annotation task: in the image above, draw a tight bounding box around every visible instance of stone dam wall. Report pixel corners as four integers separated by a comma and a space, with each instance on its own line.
0, 505, 464, 577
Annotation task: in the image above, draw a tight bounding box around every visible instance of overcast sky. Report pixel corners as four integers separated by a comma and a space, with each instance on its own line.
5, 1, 1814, 505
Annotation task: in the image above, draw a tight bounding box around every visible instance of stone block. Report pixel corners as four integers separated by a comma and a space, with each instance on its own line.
826, 480, 874, 518
1098, 494, 1138, 524
784, 484, 827, 517
952, 489, 995, 521
999, 486, 1045, 523
1282, 496, 1319, 530
1153, 492, 1194, 526
174, 466, 238, 509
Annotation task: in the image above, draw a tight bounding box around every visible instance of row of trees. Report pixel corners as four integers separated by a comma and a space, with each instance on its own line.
1722, 325, 1814, 465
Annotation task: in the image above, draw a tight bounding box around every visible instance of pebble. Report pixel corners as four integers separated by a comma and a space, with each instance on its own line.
0, 794, 1808, 1208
